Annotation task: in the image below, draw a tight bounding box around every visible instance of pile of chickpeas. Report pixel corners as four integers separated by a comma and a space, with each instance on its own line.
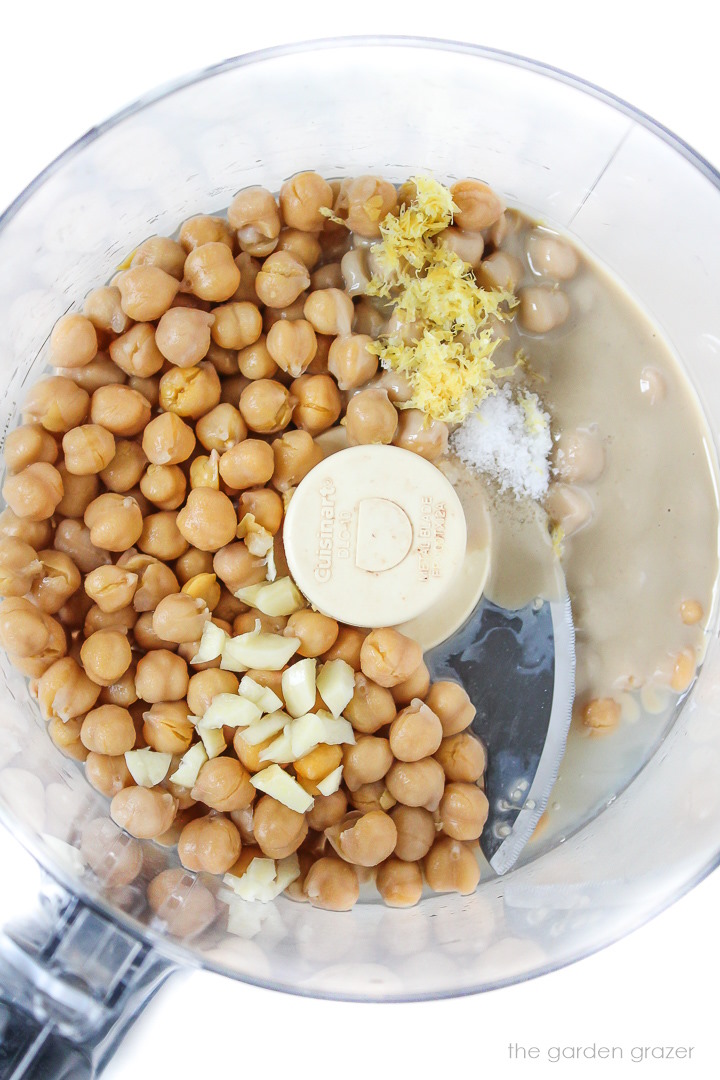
0, 172, 501, 920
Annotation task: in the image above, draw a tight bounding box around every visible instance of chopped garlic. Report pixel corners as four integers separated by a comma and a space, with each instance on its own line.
200, 693, 262, 730
288, 711, 326, 759
125, 748, 172, 788
379, 789, 397, 810
317, 714, 356, 746
236, 576, 305, 617
238, 675, 283, 714
198, 724, 226, 759
265, 545, 278, 582
223, 854, 300, 903
317, 765, 344, 796
238, 709, 291, 746
316, 658, 355, 718
250, 764, 314, 813
42, 833, 85, 877
236, 513, 274, 557
259, 727, 295, 764
169, 742, 208, 787
221, 627, 301, 672
282, 658, 317, 718
191, 621, 228, 664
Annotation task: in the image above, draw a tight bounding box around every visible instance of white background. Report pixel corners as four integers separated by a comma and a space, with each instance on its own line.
1, 2, 718, 1076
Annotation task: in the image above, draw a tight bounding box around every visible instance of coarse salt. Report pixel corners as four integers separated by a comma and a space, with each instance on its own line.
450, 385, 551, 500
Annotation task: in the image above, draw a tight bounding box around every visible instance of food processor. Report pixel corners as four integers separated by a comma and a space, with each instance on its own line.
2, 36, 720, 1079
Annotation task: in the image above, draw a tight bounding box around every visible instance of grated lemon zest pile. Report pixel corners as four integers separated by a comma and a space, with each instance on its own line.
365, 176, 516, 424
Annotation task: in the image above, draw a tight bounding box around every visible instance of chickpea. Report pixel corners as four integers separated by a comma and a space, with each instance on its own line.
553, 427, 605, 484
234, 611, 286, 637
138, 464, 185, 511
326, 333, 376, 390
90, 385, 151, 437
182, 572, 221, 611
100, 663, 138, 707
116, 553, 178, 612
135, 649, 188, 703
48, 715, 87, 761
182, 671, 235, 720
279, 610, 337, 659
29, 550, 81, 614
434, 731, 486, 783
56, 588, 93, 632
173, 488, 236, 554
252, 794, 308, 859
276, 228, 322, 270
424, 681, 476, 737
23, 376, 89, 433
303, 290, 353, 338
346, 387, 398, 446
0, 508, 53, 549
83, 493, 142, 552
0, 596, 49, 655
389, 700, 443, 762
346, 176, 397, 238
190, 758, 254, 814
128, 375, 161, 408
681, 599, 704, 625
322, 626, 368, 671
228, 187, 281, 255
527, 229, 579, 280
175, 814, 240, 874
2, 462, 64, 522
332, 810, 397, 867
393, 410, 448, 461
389, 804, 435, 862
304, 857, 359, 910
277, 172, 331, 232
342, 735, 393, 792
545, 482, 593, 538
49, 312, 98, 369
98, 440, 146, 494
424, 836, 480, 895
85, 753, 133, 798
179, 215, 234, 254
191, 407, 244, 458
151, 592, 210, 645
150, 310, 214, 370
61, 424, 115, 476
134, 611, 177, 652
438, 782, 489, 841
302, 792, 345, 836
238, 489, 283, 536
213, 541, 266, 593
265, 320, 317, 378
351, 300, 384, 338
340, 248, 371, 297
84, 603, 136, 637
209, 301, 262, 352
377, 858, 423, 907
36, 656, 99, 722
147, 867, 216, 938
54, 465, 97, 519
83, 286, 130, 337
159, 362, 221, 420
230, 252, 260, 306
4, 424, 58, 475
386, 757, 445, 811
582, 697, 621, 732
80, 703, 136, 755
271, 430, 323, 493
58, 352, 126, 393
139, 701, 192, 755
182, 242, 241, 302
116, 266, 179, 322
0, 538, 42, 597
518, 286, 570, 333
139, 414, 193, 468
450, 179, 504, 231
339, 674, 394, 736
111, 786, 177, 840
107, 324, 162, 380
189, 453, 220, 491
311, 263, 344, 291
389, 662, 430, 708
54, 519, 110, 574
216, 443, 272, 495
289, 374, 341, 436
438, 226, 485, 268
138, 512, 189, 560
175, 548, 214, 584
81, 817, 143, 887
359, 628, 423, 689
477, 251, 524, 293
132, 235, 187, 279
235, 336, 276, 382
254, 252, 309, 311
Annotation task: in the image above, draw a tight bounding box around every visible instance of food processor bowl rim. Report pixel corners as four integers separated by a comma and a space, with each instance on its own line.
1, 34, 719, 1002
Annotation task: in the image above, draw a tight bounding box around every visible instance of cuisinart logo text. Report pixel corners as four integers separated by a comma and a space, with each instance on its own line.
315, 478, 351, 582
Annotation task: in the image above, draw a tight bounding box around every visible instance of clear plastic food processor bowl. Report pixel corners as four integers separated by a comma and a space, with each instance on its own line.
2, 36, 720, 1077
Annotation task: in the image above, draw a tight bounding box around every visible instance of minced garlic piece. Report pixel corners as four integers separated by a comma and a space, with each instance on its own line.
365, 176, 515, 424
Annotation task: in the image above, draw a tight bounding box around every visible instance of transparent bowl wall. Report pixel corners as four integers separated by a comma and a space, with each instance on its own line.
1, 38, 720, 1001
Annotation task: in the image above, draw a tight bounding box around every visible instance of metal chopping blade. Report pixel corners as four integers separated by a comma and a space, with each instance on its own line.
427, 593, 576, 875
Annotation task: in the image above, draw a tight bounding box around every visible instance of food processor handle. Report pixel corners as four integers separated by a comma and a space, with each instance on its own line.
0, 836, 175, 1078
